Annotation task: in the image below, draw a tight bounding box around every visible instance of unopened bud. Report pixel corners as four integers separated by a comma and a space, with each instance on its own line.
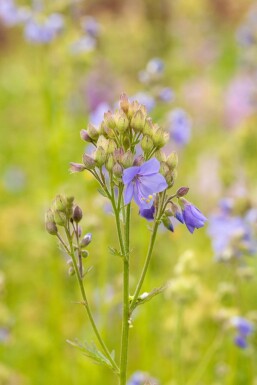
162, 216, 174, 232
104, 111, 116, 129
87, 123, 99, 140
107, 139, 117, 154
143, 117, 154, 136
167, 152, 178, 169
113, 163, 123, 178
159, 162, 169, 176
81, 250, 89, 258
80, 129, 92, 142
54, 210, 66, 226
81, 233, 92, 247
176, 186, 189, 197
55, 195, 67, 212
127, 100, 140, 119
141, 135, 154, 152
116, 111, 129, 133
155, 150, 166, 162
120, 93, 129, 114
94, 146, 107, 166
153, 128, 169, 148
69, 162, 86, 173
106, 155, 115, 171
121, 150, 134, 168
97, 135, 109, 152
83, 153, 96, 169
131, 109, 145, 132
73, 206, 83, 223
45, 220, 58, 235
114, 148, 124, 163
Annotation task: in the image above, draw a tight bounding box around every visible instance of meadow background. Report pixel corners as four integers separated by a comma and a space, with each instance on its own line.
1, 0, 257, 384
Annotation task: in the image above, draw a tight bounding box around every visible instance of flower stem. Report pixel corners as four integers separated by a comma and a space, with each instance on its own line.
61, 231, 119, 374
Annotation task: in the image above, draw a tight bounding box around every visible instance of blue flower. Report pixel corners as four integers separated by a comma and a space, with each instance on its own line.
179, 198, 207, 233
123, 158, 168, 209
0, 0, 30, 26
127, 371, 159, 385
131, 92, 155, 112
24, 13, 64, 44
158, 87, 174, 102
231, 316, 253, 349
168, 108, 191, 146
139, 204, 155, 221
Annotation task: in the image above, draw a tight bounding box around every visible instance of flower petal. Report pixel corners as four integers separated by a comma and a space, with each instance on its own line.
139, 158, 160, 175
139, 173, 168, 194
122, 166, 140, 185
124, 182, 134, 205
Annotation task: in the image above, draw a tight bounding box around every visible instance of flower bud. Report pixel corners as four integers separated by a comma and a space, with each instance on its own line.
106, 154, 115, 171
167, 152, 178, 170
81, 233, 92, 247
104, 111, 116, 129
155, 150, 166, 162
131, 109, 145, 132
107, 139, 117, 154
143, 117, 154, 136
121, 150, 134, 168
73, 206, 83, 223
80, 129, 92, 142
133, 155, 144, 166
69, 162, 86, 173
162, 216, 174, 232
114, 148, 124, 163
45, 220, 58, 235
97, 135, 109, 152
94, 146, 106, 166
81, 250, 89, 258
176, 186, 189, 197
127, 100, 140, 119
83, 153, 96, 169
159, 162, 169, 176
55, 195, 67, 212
153, 128, 169, 148
119, 93, 129, 114
141, 135, 154, 152
54, 210, 67, 226
115, 111, 129, 133
113, 163, 123, 178
170, 202, 184, 224
87, 123, 99, 140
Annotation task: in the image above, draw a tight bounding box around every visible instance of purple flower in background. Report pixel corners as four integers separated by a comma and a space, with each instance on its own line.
231, 316, 253, 349
0, 0, 30, 26
158, 87, 174, 102
168, 108, 191, 146
82, 16, 100, 38
24, 13, 64, 44
131, 92, 155, 112
90, 102, 110, 126
146, 58, 164, 75
70, 35, 96, 54
139, 204, 155, 221
123, 158, 168, 209
179, 198, 207, 233
127, 371, 159, 385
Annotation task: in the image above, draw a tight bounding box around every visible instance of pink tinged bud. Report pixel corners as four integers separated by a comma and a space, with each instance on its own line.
114, 148, 125, 163
113, 163, 123, 177
119, 93, 129, 114
167, 152, 178, 170
69, 162, 86, 173
81, 233, 92, 247
176, 186, 189, 197
80, 129, 92, 142
82, 153, 96, 169
45, 218, 58, 235
104, 111, 116, 129
73, 205, 83, 223
121, 150, 134, 168
133, 155, 145, 166
87, 123, 99, 140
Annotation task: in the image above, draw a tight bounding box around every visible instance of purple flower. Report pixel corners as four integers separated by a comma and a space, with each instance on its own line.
122, 158, 168, 209
168, 108, 191, 146
179, 198, 207, 233
158, 87, 174, 102
82, 16, 100, 38
146, 58, 164, 75
131, 92, 155, 112
0, 0, 30, 26
127, 371, 159, 385
231, 316, 253, 349
24, 13, 64, 44
139, 204, 155, 221
89, 102, 110, 127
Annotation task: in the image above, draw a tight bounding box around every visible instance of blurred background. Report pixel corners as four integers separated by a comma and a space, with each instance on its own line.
1, 0, 257, 384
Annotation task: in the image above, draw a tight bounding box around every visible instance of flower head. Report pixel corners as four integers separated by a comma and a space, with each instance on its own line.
179, 198, 207, 233
123, 158, 168, 209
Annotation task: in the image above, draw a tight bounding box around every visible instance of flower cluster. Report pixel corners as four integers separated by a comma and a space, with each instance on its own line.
208, 198, 257, 261
45, 195, 92, 277
70, 94, 206, 234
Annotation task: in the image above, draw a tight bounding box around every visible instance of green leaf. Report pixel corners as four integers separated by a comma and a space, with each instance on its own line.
130, 284, 167, 312
108, 246, 123, 258
97, 188, 108, 198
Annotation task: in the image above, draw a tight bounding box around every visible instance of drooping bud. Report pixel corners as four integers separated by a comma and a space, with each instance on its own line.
162, 216, 174, 232
94, 146, 107, 166
69, 162, 86, 173
141, 135, 154, 152
81, 233, 92, 247
176, 186, 189, 197
121, 150, 134, 168
113, 163, 123, 178
83, 153, 96, 169
55, 195, 67, 212
106, 154, 115, 172
152, 128, 169, 148
87, 123, 99, 140
104, 111, 116, 130
133, 155, 144, 166
80, 129, 92, 142
54, 210, 67, 226
73, 206, 83, 223
120, 93, 129, 114
167, 152, 178, 170
170, 202, 184, 224
115, 111, 129, 133
131, 109, 145, 132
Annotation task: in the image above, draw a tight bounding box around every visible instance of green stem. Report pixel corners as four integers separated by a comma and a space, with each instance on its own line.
61, 231, 119, 374
119, 204, 131, 385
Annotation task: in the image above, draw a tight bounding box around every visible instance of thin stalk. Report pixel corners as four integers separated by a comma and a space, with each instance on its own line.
119, 204, 131, 385
62, 230, 119, 374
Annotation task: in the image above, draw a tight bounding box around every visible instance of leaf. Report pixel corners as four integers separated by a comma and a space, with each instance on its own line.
130, 284, 167, 312
67, 339, 117, 373
108, 246, 123, 258
97, 188, 108, 198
